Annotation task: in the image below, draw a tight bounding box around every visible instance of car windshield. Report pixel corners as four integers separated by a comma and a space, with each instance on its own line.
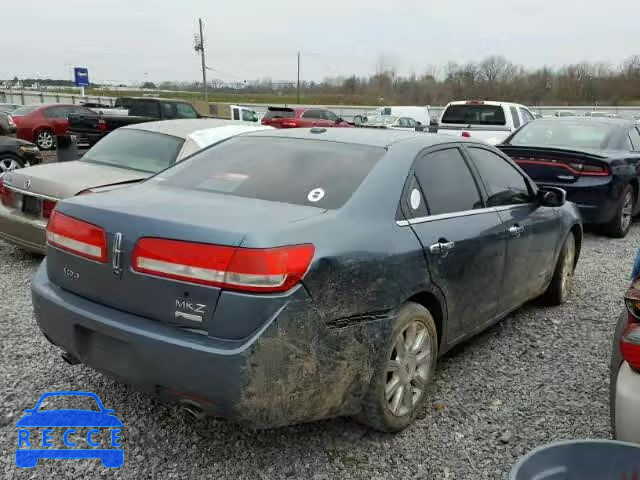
36, 395, 101, 412
507, 121, 619, 149
11, 106, 39, 116
82, 129, 184, 173
151, 136, 385, 209
441, 104, 506, 125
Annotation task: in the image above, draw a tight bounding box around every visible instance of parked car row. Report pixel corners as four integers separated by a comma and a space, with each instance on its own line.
0, 114, 584, 431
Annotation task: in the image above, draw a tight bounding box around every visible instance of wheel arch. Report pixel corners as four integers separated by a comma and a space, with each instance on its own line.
406, 289, 446, 350
630, 177, 639, 211
570, 223, 582, 268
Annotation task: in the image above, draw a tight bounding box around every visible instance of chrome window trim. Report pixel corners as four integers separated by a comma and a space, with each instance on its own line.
3, 185, 59, 202
396, 203, 536, 226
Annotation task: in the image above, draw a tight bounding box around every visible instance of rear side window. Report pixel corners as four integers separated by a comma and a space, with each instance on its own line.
263, 108, 295, 119
131, 100, 160, 118
414, 148, 483, 215
153, 137, 385, 209
441, 105, 507, 126
467, 147, 533, 207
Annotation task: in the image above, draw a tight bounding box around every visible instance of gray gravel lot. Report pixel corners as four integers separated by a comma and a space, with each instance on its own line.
0, 225, 636, 479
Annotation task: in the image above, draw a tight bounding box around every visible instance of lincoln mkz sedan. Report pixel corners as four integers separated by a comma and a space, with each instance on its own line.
32, 129, 582, 431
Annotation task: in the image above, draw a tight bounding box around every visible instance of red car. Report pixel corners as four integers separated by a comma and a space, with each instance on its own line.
261, 107, 353, 129
12, 104, 96, 150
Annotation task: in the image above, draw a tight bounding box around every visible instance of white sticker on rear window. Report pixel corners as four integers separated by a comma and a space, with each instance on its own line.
307, 188, 325, 202
410, 189, 421, 210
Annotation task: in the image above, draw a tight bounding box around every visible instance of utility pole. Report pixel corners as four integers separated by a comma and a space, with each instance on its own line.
297, 51, 300, 104
195, 18, 208, 102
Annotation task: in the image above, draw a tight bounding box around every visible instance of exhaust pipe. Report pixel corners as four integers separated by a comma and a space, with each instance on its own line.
179, 400, 206, 421
61, 351, 80, 366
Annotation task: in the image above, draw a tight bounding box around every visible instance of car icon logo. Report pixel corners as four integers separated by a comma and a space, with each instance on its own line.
15, 391, 124, 468
24, 178, 31, 190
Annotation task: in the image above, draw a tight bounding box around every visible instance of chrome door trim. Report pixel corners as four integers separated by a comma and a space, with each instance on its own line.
3, 185, 60, 202
396, 203, 538, 227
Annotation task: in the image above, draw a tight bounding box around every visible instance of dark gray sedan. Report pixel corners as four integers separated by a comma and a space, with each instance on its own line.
32, 128, 582, 431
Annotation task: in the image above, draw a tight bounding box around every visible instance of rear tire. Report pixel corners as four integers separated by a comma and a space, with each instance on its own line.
603, 185, 634, 238
35, 130, 55, 150
541, 231, 576, 306
356, 302, 438, 432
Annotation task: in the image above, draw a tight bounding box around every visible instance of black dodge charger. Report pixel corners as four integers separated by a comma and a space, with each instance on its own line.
499, 117, 640, 237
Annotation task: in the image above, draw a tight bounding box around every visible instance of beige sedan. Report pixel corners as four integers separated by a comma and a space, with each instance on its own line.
0, 119, 271, 254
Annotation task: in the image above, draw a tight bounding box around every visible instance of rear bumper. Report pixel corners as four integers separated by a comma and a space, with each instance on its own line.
31, 262, 384, 427
615, 362, 640, 443
536, 178, 620, 224
0, 204, 47, 254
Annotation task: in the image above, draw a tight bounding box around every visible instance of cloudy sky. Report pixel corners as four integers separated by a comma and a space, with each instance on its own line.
3, 0, 639, 84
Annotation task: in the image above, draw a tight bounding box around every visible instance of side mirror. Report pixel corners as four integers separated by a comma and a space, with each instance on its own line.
24, 409, 35, 415
537, 187, 566, 207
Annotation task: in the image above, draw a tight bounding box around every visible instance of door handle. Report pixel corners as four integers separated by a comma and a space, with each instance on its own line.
429, 241, 455, 256
508, 225, 525, 237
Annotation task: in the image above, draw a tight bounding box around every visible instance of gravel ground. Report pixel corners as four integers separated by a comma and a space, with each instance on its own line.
0, 225, 637, 479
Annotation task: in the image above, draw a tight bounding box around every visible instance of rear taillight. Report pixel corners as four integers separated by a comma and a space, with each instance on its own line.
623, 280, 640, 370
98, 116, 107, 132
513, 157, 610, 177
42, 199, 57, 219
46, 211, 107, 263
132, 238, 315, 293
0, 177, 13, 206
461, 131, 471, 138
281, 121, 298, 128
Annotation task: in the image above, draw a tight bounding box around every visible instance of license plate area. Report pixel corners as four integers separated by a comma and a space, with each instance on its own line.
22, 195, 42, 217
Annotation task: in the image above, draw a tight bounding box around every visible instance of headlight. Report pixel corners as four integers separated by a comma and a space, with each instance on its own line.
17, 145, 39, 154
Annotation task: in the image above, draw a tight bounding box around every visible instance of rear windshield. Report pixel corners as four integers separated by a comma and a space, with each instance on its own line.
11, 106, 39, 116
507, 122, 618, 150
263, 108, 295, 119
152, 136, 385, 209
441, 105, 506, 125
82, 129, 184, 173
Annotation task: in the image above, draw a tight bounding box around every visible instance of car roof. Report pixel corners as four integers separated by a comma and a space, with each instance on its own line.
447, 100, 524, 107
534, 117, 635, 127
188, 125, 273, 148
120, 96, 192, 103
244, 127, 466, 149
121, 119, 250, 138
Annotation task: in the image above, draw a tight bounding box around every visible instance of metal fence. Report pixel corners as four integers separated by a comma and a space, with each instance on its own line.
2, 89, 640, 121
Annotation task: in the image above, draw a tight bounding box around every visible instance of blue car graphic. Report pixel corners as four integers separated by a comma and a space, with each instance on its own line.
15, 391, 123, 468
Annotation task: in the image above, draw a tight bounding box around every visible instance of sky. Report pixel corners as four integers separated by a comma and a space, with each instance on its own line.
3, 0, 640, 85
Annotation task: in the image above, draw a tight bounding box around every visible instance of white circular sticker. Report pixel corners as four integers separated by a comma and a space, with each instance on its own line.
307, 188, 325, 202
410, 189, 421, 210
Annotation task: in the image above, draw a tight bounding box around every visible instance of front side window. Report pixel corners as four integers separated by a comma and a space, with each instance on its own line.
301, 109, 324, 120
161, 102, 178, 119
520, 108, 535, 123
467, 147, 533, 207
323, 110, 339, 122
241, 109, 256, 122
43, 106, 70, 119
510, 106, 521, 128
414, 148, 483, 215
176, 102, 199, 118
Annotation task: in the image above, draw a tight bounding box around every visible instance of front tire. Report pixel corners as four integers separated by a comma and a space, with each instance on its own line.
604, 185, 634, 238
35, 130, 55, 150
541, 231, 576, 306
0, 154, 25, 173
356, 302, 438, 432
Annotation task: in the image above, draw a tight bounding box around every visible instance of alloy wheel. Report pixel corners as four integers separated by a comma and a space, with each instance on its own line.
0, 158, 21, 172
37, 131, 54, 149
385, 320, 432, 417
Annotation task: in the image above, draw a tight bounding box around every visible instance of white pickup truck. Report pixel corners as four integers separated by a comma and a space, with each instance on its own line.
436, 100, 536, 145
